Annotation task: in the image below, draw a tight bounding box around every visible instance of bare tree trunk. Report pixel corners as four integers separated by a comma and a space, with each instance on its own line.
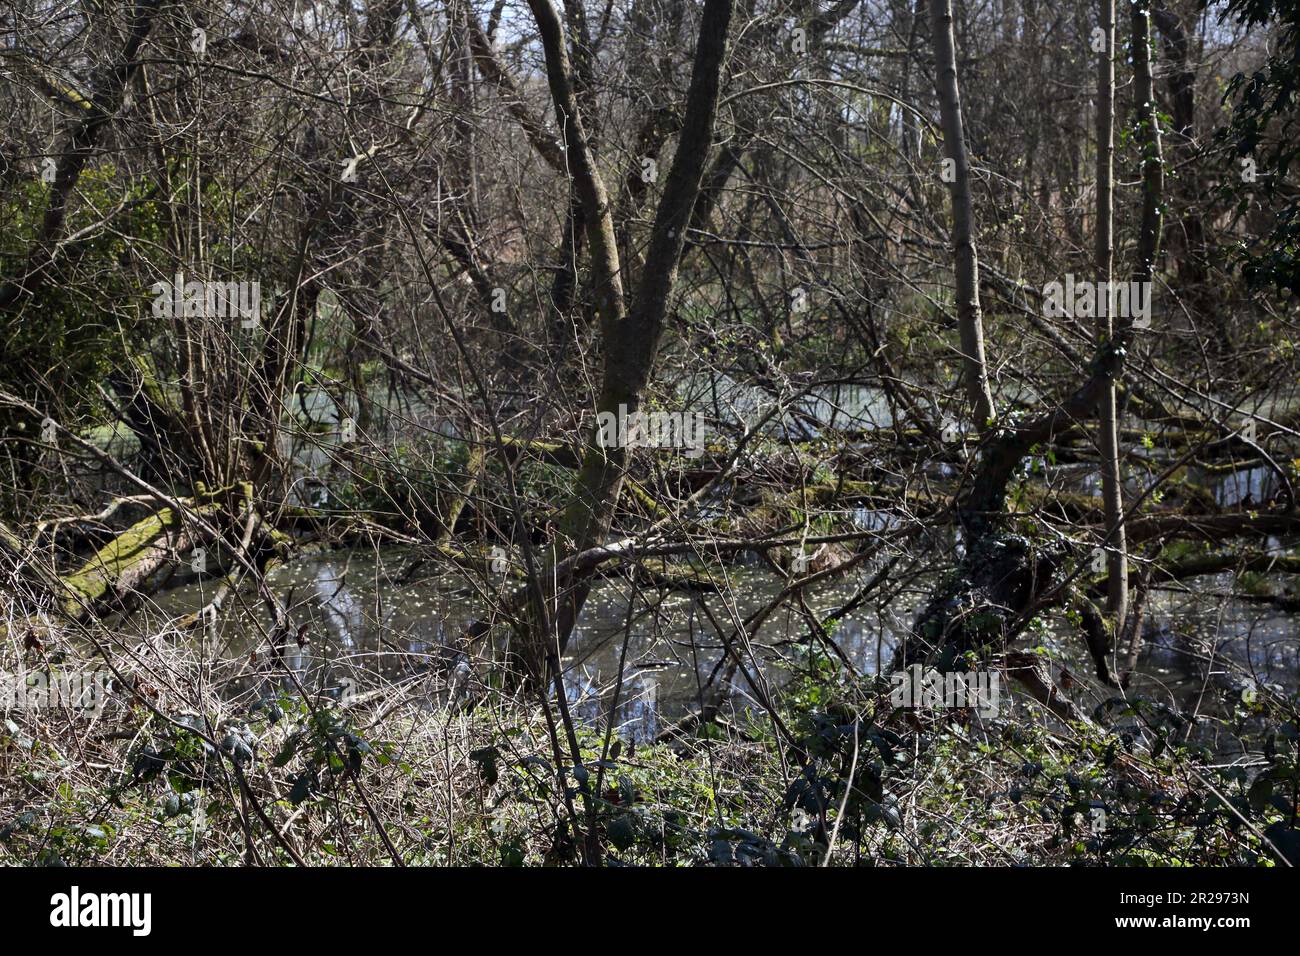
929, 0, 996, 431
1133, 4, 1165, 281
526, 0, 626, 344
1095, 0, 1127, 631
1122, 0, 1165, 661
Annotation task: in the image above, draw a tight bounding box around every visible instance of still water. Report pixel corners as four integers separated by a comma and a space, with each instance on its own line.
131, 379, 1298, 738
140, 532, 1296, 742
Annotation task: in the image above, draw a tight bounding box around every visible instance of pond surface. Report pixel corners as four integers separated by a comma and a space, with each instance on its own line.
143, 549, 915, 741
126, 377, 1299, 739
140, 530, 1297, 742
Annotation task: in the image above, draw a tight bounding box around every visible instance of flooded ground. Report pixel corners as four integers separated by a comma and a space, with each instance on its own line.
137, 528, 1296, 743
141, 548, 915, 740
114, 378, 1298, 740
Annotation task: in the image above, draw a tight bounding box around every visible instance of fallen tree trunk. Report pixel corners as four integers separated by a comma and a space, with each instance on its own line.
60, 499, 222, 622
1124, 511, 1300, 544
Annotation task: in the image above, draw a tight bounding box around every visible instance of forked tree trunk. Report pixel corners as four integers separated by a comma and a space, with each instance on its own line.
523, 0, 735, 668
897, 3, 1156, 689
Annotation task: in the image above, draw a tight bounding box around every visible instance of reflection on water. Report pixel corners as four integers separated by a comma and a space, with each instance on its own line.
146, 550, 914, 740
137, 379, 1300, 739
141, 529, 1297, 741
1201, 464, 1278, 509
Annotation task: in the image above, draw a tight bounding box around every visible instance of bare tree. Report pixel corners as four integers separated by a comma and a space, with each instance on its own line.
1095, 0, 1127, 631
928, 0, 995, 431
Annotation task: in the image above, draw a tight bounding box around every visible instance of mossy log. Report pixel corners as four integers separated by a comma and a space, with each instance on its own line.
632, 558, 720, 592
1091, 548, 1300, 599
60, 500, 221, 620
436, 444, 487, 545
